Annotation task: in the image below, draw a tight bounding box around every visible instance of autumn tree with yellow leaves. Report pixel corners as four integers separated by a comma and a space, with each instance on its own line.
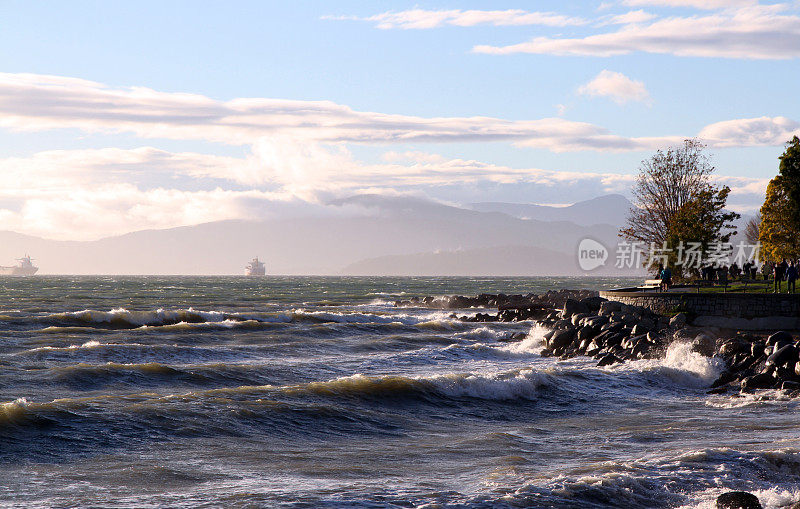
759, 136, 800, 261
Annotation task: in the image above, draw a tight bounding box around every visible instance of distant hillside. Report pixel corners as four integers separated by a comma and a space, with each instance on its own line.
0, 194, 628, 275
469, 194, 632, 227
342, 245, 634, 276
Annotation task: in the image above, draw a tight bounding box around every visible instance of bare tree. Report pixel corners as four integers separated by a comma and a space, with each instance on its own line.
621, 139, 729, 245
744, 213, 760, 245
620, 139, 739, 280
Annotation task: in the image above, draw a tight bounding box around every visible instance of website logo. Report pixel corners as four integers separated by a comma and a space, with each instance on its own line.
577, 238, 608, 272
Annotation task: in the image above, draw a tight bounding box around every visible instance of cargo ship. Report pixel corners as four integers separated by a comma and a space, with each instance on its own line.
0, 255, 39, 276
245, 257, 266, 276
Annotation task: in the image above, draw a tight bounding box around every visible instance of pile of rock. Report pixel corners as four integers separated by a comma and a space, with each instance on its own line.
537, 297, 672, 366
394, 293, 536, 309
396, 289, 800, 385
443, 293, 671, 365
393, 289, 598, 311
710, 330, 800, 394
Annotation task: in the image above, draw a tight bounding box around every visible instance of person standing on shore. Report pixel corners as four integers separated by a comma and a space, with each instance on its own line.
660, 264, 672, 292
788, 262, 798, 294
774, 259, 788, 292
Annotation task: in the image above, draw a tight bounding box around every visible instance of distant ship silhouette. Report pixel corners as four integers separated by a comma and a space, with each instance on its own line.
245, 257, 266, 276
0, 255, 39, 276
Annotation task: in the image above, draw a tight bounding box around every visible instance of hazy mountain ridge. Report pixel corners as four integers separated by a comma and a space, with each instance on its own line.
0, 194, 630, 275
341, 245, 629, 276
469, 194, 633, 227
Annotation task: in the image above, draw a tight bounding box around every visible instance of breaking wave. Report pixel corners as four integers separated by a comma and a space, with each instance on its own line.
488, 448, 800, 509
294, 368, 549, 402
612, 341, 725, 389
24, 307, 461, 330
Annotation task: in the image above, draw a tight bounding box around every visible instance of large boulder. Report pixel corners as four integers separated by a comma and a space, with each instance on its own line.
633, 317, 655, 333
670, 312, 688, 328
584, 315, 610, 327
577, 325, 600, 342
741, 373, 777, 391
571, 312, 591, 327
563, 298, 590, 318
766, 331, 793, 347
715, 491, 762, 509
580, 296, 606, 312
599, 301, 622, 315
750, 341, 765, 359
597, 353, 622, 366
553, 319, 573, 329
604, 333, 625, 348
692, 333, 716, 357
718, 338, 748, 358
601, 321, 625, 333
766, 344, 798, 368
548, 328, 576, 350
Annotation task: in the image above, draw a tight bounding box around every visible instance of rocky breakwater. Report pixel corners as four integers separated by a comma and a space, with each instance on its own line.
397, 290, 676, 366
397, 289, 800, 389
709, 330, 800, 395
395, 289, 599, 322
535, 296, 673, 366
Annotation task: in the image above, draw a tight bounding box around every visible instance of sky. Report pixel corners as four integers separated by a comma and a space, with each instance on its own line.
0, 0, 798, 240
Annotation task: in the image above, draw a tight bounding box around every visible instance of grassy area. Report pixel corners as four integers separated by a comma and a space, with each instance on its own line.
684, 280, 797, 294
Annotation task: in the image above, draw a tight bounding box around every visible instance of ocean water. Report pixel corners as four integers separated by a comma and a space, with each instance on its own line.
1, 276, 799, 508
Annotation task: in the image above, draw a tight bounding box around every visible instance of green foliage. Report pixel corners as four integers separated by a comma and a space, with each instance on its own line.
620, 139, 739, 279
666, 186, 740, 278
759, 136, 800, 261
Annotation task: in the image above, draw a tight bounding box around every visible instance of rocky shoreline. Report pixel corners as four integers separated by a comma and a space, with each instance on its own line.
396, 289, 800, 396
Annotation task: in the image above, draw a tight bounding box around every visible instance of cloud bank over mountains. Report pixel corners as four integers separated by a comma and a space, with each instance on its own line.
0, 70, 787, 240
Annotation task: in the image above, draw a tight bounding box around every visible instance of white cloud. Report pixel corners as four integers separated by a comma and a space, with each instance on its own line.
0, 145, 613, 239
717, 175, 770, 196
0, 73, 795, 154
474, 4, 800, 59
381, 151, 448, 164
578, 70, 651, 105
0, 144, 771, 240
323, 9, 586, 29
698, 116, 800, 147
0, 183, 291, 241
603, 10, 658, 25
0, 147, 248, 188
0, 72, 612, 149
0, 148, 294, 239
622, 0, 756, 9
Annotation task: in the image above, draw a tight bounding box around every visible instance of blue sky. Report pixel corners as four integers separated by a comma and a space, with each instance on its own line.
0, 0, 798, 239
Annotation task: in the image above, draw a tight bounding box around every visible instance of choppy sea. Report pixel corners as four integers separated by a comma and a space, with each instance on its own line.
1, 276, 799, 508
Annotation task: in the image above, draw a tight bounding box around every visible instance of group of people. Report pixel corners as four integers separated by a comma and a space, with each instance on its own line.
654, 259, 799, 293
767, 259, 799, 293
699, 262, 758, 283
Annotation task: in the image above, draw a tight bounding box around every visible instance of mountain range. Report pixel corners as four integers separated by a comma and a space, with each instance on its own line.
469, 194, 632, 226
0, 194, 641, 275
